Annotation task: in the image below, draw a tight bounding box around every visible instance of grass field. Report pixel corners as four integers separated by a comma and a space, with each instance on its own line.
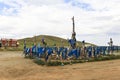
0, 35, 94, 51
0, 51, 120, 80
17, 35, 94, 51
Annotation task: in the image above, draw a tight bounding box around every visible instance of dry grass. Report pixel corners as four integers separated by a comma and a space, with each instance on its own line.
0, 51, 120, 80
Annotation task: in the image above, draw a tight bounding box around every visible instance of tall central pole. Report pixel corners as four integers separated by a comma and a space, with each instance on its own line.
71, 16, 76, 49
72, 16, 75, 33
72, 16, 76, 40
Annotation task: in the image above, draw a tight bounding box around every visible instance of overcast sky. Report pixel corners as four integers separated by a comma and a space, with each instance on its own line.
0, 0, 120, 46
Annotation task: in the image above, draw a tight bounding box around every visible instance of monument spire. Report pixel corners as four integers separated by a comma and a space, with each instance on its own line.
72, 16, 76, 40
72, 16, 75, 33
68, 16, 77, 49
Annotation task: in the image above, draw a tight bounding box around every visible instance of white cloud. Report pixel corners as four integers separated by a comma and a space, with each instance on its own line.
0, 0, 120, 46
26, 0, 64, 6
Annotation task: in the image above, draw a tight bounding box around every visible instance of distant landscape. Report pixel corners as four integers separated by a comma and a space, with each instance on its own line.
0, 35, 95, 51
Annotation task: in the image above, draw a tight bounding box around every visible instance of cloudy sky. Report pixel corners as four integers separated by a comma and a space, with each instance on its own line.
0, 0, 120, 46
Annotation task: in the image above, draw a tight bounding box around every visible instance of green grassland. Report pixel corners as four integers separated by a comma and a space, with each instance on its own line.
0, 35, 95, 51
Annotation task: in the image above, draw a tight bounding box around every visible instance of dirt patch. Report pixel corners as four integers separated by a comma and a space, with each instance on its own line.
0, 51, 120, 80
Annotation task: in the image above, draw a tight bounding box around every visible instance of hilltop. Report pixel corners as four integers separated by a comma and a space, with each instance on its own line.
17, 35, 95, 50
0, 35, 95, 51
